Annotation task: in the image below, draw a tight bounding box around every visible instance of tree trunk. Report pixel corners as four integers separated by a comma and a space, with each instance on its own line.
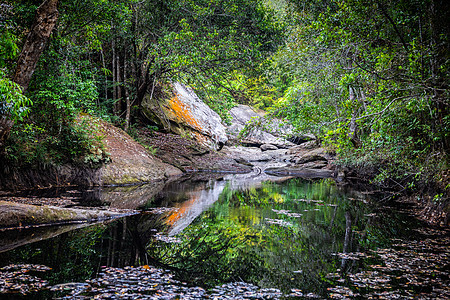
0, 117, 14, 152
1, 0, 58, 152
13, 0, 59, 93
348, 86, 359, 147
116, 54, 122, 114
124, 51, 131, 132
112, 32, 117, 115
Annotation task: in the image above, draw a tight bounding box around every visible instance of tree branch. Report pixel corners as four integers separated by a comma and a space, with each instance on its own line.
355, 94, 418, 121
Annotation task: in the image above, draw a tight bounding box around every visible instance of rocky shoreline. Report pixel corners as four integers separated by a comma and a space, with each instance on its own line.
0, 87, 446, 227
0, 101, 342, 228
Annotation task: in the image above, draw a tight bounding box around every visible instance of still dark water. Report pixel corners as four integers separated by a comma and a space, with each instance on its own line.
0, 175, 448, 299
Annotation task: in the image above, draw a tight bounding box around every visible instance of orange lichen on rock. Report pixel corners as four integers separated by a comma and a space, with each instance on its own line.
168, 95, 202, 131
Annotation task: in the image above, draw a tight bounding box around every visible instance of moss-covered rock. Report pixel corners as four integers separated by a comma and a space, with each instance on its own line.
0, 201, 136, 229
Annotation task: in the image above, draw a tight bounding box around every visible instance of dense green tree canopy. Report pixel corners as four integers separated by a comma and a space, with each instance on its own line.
269, 0, 449, 187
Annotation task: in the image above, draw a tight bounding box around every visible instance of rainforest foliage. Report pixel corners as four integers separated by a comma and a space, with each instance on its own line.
269, 0, 449, 193
0, 0, 449, 195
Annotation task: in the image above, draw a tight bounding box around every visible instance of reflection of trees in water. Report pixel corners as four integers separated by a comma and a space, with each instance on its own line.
140, 178, 413, 295
147, 223, 251, 286
100, 213, 170, 268
0, 177, 420, 296
0, 224, 106, 284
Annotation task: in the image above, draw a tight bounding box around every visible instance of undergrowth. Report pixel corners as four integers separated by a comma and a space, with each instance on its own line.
4, 114, 110, 169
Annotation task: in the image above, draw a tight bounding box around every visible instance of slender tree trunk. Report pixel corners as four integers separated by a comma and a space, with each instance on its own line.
116, 54, 122, 114
428, 0, 449, 151
13, 0, 59, 93
112, 30, 117, 115
124, 51, 131, 132
348, 85, 360, 147
101, 47, 108, 100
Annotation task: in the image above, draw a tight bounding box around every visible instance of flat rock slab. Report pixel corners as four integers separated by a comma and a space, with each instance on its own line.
0, 201, 136, 229
222, 146, 287, 163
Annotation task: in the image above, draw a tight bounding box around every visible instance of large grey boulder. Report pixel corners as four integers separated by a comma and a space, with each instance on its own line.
261, 143, 278, 151
227, 105, 295, 149
142, 82, 228, 150
287, 147, 332, 164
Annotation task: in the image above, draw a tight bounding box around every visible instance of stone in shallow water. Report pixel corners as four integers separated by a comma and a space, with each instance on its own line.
261, 144, 279, 151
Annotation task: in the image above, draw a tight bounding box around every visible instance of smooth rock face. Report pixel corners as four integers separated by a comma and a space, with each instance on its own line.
288, 148, 330, 163
142, 82, 228, 150
227, 104, 295, 148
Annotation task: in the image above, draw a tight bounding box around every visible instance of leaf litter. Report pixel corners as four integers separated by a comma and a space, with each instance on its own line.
325, 227, 450, 299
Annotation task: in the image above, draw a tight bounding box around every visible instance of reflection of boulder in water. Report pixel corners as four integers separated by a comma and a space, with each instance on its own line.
265, 167, 334, 179
99, 181, 167, 209
0, 222, 97, 253
166, 181, 227, 236
156, 173, 293, 236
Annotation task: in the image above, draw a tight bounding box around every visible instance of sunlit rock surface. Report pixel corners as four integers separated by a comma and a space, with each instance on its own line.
142, 82, 228, 150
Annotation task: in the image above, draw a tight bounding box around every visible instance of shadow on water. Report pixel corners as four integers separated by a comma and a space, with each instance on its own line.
0, 174, 445, 299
